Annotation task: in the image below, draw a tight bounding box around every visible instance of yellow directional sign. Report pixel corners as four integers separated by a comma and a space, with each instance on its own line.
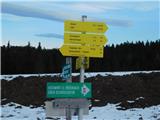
76, 57, 89, 70
64, 33, 107, 46
65, 20, 108, 33
59, 45, 103, 58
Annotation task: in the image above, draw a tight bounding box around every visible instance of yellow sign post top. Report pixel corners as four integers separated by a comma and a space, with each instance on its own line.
64, 20, 108, 33
64, 33, 107, 46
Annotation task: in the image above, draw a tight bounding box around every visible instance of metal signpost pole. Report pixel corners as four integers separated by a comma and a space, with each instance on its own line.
66, 57, 72, 120
78, 15, 87, 120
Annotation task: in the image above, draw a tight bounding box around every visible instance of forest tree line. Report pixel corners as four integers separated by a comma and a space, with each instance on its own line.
1, 40, 160, 75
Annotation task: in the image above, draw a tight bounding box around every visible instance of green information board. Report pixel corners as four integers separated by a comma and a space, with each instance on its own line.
47, 82, 92, 98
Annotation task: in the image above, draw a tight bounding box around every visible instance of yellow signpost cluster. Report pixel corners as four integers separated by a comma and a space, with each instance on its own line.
60, 20, 108, 69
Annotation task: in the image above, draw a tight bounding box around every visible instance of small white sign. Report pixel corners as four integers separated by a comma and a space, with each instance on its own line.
45, 100, 89, 117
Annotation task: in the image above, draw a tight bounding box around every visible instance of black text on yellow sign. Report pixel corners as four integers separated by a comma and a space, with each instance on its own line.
65, 20, 108, 33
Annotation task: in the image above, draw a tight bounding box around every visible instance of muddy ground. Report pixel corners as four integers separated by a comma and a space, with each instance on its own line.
1, 72, 160, 109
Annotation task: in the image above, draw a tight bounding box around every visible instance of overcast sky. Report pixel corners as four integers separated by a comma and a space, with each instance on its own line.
1, 0, 159, 49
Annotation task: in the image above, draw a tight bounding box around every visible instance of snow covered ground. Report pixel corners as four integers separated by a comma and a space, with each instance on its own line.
1, 71, 160, 119
1, 101, 160, 120
1, 70, 160, 81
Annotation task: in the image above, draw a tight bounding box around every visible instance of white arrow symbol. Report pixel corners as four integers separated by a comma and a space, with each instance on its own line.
81, 84, 90, 96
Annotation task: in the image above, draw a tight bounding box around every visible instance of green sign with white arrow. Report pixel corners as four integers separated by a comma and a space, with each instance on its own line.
47, 82, 92, 98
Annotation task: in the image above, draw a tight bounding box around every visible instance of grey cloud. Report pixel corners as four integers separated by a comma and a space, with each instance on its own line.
35, 33, 63, 39
2, 2, 132, 27
89, 17, 133, 27
1, 2, 65, 22
107, 19, 132, 27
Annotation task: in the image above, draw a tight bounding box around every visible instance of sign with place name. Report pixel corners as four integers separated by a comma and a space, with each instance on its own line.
65, 20, 108, 33
45, 101, 89, 117
54, 99, 90, 108
59, 45, 103, 58
61, 64, 71, 80
47, 82, 92, 98
76, 57, 89, 70
64, 33, 107, 46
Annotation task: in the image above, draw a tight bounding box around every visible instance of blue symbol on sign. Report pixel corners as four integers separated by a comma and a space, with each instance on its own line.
61, 64, 71, 80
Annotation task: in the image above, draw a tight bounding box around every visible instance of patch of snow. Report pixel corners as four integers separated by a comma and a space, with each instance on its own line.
136, 97, 145, 101
0, 73, 61, 81
1, 70, 160, 81
1, 102, 45, 120
94, 99, 100, 102
127, 100, 135, 103
1, 102, 160, 120
127, 97, 145, 104
2, 98, 7, 101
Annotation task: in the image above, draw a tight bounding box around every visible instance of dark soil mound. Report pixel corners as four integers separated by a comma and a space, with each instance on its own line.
1, 72, 160, 109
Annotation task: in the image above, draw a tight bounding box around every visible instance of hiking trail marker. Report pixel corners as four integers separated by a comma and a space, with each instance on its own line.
65, 20, 108, 33
47, 82, 91, 98
64, 33, 107, 46
60, 45, 103, 58
61, 64, 71, 80
60, 19, 108, 58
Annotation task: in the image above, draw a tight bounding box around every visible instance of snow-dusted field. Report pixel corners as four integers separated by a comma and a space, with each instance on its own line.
1, 71, 160, 119
1, 101, 160, 120
1, 70, 160, 81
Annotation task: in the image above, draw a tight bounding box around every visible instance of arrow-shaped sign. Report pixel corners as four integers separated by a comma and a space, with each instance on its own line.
59, 44, 103, 58
65, 20, 108, 33
47, 82, 92, 98
64, 33, 107, 46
